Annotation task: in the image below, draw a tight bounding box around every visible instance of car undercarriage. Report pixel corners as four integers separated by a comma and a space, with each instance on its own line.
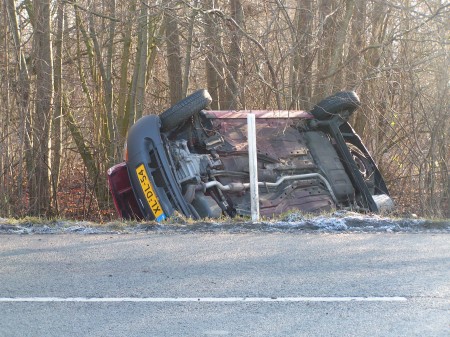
108, 90, 393, 221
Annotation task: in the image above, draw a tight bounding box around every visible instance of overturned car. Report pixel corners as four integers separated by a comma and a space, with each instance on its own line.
107, 90, 393, 221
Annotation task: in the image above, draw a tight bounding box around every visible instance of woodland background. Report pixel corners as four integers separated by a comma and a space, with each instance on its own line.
0, 0, 448, 220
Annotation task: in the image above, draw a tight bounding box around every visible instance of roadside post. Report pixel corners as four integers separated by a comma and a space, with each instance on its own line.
247, 113, 260, 222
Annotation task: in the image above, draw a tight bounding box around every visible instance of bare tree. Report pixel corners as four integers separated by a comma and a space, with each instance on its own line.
128, 0, 149, 125
289, 0, 314, 109
204, 0, 225, 109
30, 0, 53, 215
224, 0, 243, 109
165, 6, 183, 105
4, 0, 32, 214
51, 0, 65, 212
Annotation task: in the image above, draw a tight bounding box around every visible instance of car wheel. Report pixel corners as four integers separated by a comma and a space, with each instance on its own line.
160, 89, 212, 132
347, 143, 375, 193
310, 91, 360, 120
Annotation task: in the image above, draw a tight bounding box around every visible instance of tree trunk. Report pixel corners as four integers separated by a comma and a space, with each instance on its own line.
127, 0, 149, 127
354, 1, 387, 137
5, 0, 32, 212
289, 0, 313, 109
182, 0, 199, 97
88, 4, 115, 166
51, 0, 64, 212
204, 0, 225, 109
31, 0, 53, 215
324, 0, 355, 93
225, 0, 243, 110
134, 0, 149, 120
165, 9, 183, 105
0, 6, 11, 215
312, 0, 338, 101
346, 0, 365, 89
117, 0, 135, 141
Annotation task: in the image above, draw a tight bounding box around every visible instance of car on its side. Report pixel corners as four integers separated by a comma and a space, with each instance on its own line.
107, 90, 393, 221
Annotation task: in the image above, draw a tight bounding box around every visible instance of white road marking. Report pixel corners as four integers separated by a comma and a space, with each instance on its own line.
0, 297, 407, 303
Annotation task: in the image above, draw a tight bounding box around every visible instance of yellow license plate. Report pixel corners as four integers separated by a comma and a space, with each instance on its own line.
136, 164, 166, 221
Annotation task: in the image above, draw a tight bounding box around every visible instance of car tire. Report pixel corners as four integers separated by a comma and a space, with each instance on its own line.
347, 143, 375, 193
310, 91, 360, 120
160, 89, 212, 132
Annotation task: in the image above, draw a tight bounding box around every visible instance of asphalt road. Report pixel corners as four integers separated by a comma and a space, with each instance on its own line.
0, 232, 449, 336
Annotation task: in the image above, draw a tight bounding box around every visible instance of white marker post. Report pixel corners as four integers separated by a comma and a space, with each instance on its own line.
247, 114, 260, 222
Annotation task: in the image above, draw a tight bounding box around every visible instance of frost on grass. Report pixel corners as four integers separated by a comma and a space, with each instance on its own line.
0, 212, 448, 234
274, 211, 444, 233
0, 219, 120, 235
